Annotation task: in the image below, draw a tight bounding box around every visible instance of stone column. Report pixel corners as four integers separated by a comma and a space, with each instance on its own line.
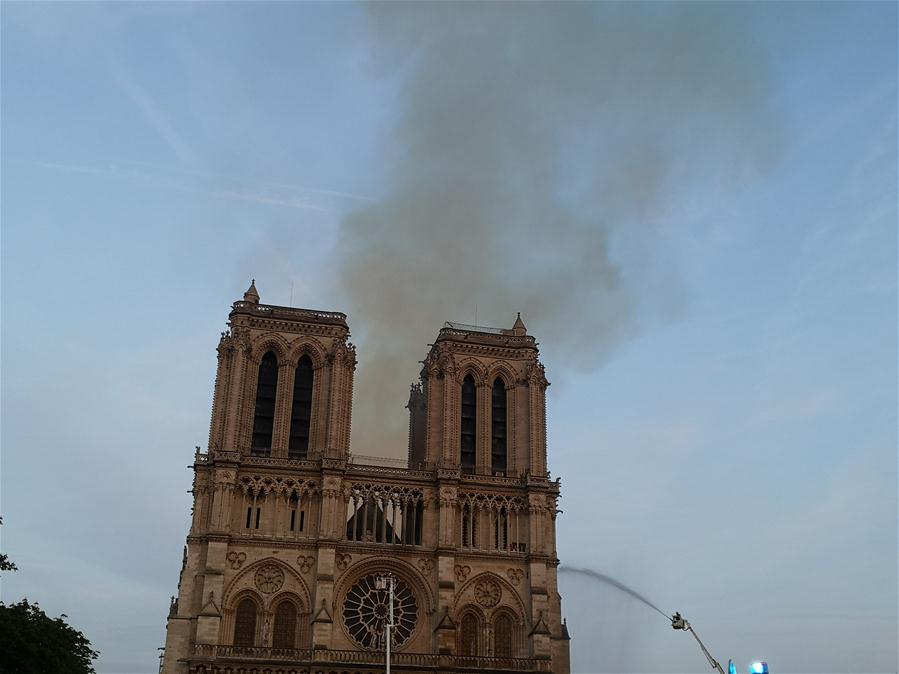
223, 337, 251, 452
325, 340, 356, 460
208, 333, 234, 452
325, 353, 342, 458
311, 361, 329, 459
209, 467, 237, 534
424, 366, 444, 467
527, 360, 549, 478
311, 547, 336, 648
527, 559, 551, 659
272, 361, 294, 458
507, 383, 518, 476
441, 364, 456, 468
478, 380, 490, 475
336, 343, 356, 458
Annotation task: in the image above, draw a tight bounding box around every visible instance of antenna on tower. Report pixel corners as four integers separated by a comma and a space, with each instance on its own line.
289, 280, 294, 307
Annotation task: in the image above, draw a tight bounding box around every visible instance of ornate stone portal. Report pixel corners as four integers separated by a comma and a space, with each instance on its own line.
160, 283, 571, 674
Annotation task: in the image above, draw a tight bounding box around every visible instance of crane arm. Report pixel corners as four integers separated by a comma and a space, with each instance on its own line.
671, 613, 726, 674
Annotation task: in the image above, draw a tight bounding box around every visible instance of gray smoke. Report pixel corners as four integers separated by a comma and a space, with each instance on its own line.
338, 4, 783, 455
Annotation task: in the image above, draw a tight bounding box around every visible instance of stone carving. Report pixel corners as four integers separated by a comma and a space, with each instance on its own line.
454, 565, 471, 583
507, 568, 524, 586
254, 564, 284, 594
226, 551, 246, 569
417, 558, 433, 574
238, 475, 319, 498
525, 360, 549, 388
297, 555, 315, 574
474, 578, 502, 608
335, 553, 352, 572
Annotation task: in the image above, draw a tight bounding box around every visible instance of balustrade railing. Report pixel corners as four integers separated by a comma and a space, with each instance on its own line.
231, 301, 347, 324
191, 644, 550, 671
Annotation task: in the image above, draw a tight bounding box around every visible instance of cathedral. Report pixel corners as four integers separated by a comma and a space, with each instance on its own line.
160, 282, 571, 674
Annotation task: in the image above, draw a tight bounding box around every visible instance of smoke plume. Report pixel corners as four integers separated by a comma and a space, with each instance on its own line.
338, 4, 783, 455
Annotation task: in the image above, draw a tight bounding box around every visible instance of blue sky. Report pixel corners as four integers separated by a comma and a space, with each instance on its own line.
1, 3, 896, 673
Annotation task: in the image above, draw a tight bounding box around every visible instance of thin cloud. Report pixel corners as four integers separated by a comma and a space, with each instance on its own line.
107, 58, 200, 168
213, 189, 326, 211
32, 161, 112, 176
30, 159, 328, 212
116, 158, 375, 203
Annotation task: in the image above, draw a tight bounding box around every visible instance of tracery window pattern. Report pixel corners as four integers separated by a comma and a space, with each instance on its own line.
491, 378, 507, 474
289, 355, 313, 459
346, 484, 423, 545
272, 600, 297, 649
494, 613, 513, 658
342, 574, 418, 650
461, 503, 478, 548
460, 375, 477, 473
459, 612, 480, 656
251, 351, 279, 454
233, 597, 257, 647
237, 476, 317, 539
459, 493, 526, 553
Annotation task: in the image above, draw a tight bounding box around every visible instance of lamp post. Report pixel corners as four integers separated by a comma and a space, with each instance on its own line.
375, 573, 396, 674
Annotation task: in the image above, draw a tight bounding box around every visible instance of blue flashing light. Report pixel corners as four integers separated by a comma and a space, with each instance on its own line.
749, 662, 768, 674
728, 660, 738, 674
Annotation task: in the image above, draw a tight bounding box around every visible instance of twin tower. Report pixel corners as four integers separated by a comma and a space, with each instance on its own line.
161, 282, 570, 674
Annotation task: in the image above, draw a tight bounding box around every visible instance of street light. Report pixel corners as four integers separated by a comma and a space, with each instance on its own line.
375, 573, 396, 674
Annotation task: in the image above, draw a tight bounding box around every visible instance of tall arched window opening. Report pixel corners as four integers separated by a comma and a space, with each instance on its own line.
491, 378, 507, 475
494, 506, 509, 550
459, 612, 480, 656
233, 598, 257, 647
289, 355, 314, 459
272, 600, 297, 649
460, 375, 477, 473
461, 503, 478, 548
251, 351, 279, 455
494, 613, 513, 659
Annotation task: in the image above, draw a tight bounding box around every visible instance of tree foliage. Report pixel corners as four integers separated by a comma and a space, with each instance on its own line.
0, 517, 16, 573
0, 517, 99, 673
0, 599, 99, 674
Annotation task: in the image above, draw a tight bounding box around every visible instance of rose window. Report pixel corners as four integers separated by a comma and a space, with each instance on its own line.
254, 564, 284, 594
342, 574, 418, 650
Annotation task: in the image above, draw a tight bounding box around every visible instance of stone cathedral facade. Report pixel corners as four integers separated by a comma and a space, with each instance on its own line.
161, 282, 571, 674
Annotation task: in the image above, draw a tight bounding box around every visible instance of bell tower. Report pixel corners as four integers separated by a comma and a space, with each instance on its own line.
408, 314, 549, 478
208, 280, 356, 461
161, 283, 358, 674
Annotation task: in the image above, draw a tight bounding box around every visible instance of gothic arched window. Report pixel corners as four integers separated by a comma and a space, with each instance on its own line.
491, 378, 507, 475
251, 351, 279, 454
494, 613, 513, 659
272, 600, 297, 649
233, 597, 257, 647
459, 612, 480, 656
461, 503, 478, 548
289, 355, 314, 459
460, 375, 477, 473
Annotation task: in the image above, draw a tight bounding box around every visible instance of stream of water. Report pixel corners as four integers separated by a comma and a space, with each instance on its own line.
558, 566, 670, 620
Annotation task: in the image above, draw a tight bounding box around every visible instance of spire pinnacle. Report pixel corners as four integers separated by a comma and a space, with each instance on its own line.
243, 279, 260, 304
512, 312, 527, 336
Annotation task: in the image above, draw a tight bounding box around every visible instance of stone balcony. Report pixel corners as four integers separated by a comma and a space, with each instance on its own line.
189, 644, 552, 672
